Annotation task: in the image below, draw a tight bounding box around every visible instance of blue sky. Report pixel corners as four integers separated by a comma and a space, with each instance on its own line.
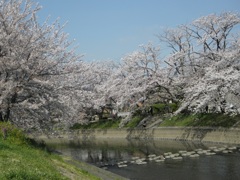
34, 0, 240, 61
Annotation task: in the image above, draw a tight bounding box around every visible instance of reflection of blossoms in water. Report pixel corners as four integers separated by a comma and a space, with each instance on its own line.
47, 139, 240, 180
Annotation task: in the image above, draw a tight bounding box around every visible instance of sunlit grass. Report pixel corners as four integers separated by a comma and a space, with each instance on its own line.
0, 122, 99, 180
125, 116, 143, 128
160, 113, 240, 127
71, 119, 121, 129
0, 139, 67, 179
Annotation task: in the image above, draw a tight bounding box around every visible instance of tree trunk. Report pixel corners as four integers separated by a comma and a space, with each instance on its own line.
0, 91, 18, 122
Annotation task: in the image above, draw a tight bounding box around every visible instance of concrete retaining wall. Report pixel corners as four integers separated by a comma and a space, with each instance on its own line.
71, 127, 240, 145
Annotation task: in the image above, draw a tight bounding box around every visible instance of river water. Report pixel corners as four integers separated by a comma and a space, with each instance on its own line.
47, 138, 240, 180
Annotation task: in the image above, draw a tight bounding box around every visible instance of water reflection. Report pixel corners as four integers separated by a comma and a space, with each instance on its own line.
47, 139, 240, 180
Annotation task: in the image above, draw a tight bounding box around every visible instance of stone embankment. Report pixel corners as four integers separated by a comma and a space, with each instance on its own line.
53, 127, 240, 145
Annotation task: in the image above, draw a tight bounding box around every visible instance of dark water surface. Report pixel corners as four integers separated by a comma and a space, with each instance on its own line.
47, 139, 240, 180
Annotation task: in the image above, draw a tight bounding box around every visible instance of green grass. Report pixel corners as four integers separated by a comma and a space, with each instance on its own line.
71, 119, 121, 129
0, 142, 66, 179
0, 122, 99, 180
160, 113, 240, 128
72, 112, 240, 130
125, 116, 143, 128
151, 103, 178, 115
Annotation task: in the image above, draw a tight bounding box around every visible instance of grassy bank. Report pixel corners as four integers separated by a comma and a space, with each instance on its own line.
71, 113, 240, 130
160, 113, 240, 128
71, 119, 121, 129
0, 122, 99, 180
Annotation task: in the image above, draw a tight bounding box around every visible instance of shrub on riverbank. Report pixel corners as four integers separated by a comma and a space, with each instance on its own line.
151, 103, 179, 115
0, 122, 28, 145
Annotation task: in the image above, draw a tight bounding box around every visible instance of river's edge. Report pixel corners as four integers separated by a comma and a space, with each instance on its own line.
32, 133, 130, 180
35, 127, 240, 145
33, 127, 240, 179
60, 155, 129, 180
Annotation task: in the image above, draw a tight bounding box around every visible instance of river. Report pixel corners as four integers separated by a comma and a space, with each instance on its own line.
46, 138, 240, 180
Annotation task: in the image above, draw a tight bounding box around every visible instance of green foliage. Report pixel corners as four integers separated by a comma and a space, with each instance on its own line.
0, 122, 27, 145
71, 119, 121, 129
151, 103, 166, 114
151, 103, 178, 115
169, 103, 178, 111
160, 113, 240, 128
160, 114, 196, 127
192, 114, 240, 127
125, 116, 143, 128
131, 109, 143, 117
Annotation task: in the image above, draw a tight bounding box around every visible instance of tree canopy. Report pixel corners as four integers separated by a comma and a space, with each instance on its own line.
0, 0, 239, 131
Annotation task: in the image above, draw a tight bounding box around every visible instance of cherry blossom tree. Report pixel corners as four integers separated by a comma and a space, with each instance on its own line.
0, 0, 80, 130
1, 1, 239, 132
158, 27, 195, 77
96, 43, 175, 112
164, 12, 240, 114
55, 60, 116, 123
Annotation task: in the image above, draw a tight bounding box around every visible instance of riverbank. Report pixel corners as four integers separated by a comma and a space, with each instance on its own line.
62, 155, 128, 180
0, 122, 127, 180
0, 139, 129, 180
0, 137, 99, 179
40, 129, 240, 180
31, 127, 240, 179
35, 127, 240, 145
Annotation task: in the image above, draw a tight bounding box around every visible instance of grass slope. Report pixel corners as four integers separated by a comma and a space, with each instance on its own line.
71, 119, 121, 129
0, 122, 99, 180
71, 112, 240, 130
160, 113, 240, 128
